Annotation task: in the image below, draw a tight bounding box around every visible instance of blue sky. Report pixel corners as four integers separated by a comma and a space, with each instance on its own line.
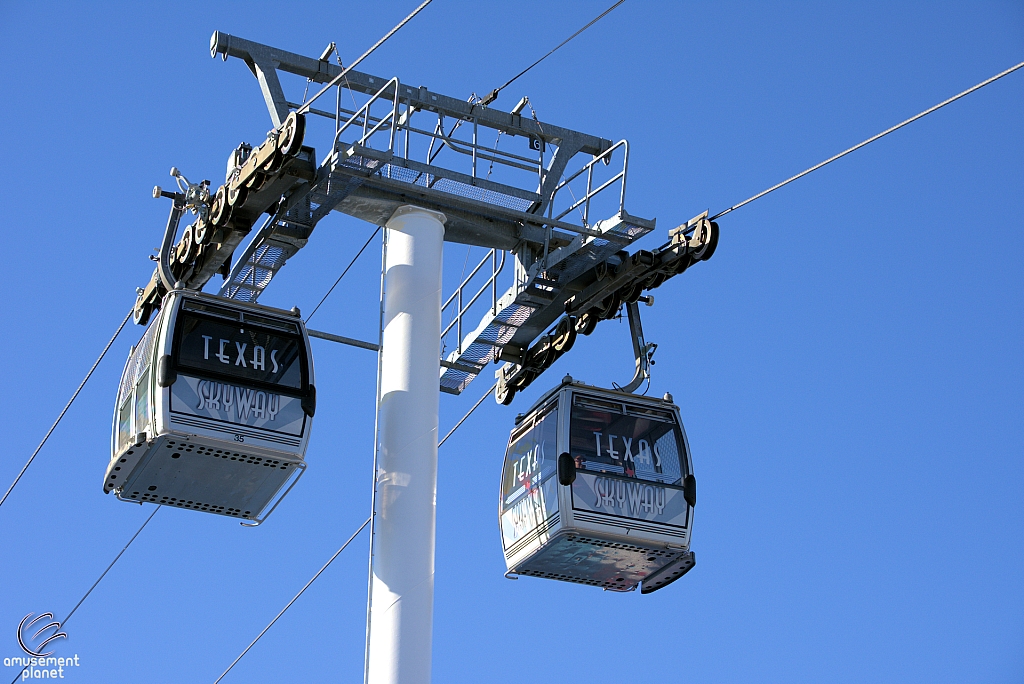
0, 1, 1021, 682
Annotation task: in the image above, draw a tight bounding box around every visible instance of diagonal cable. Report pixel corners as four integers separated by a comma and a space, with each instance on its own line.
0, 309, 133, 510
481, 0, 625, 105
305, 226, 381, 324
214, 380, 494, 682
297, 0, 433, 115
213, 517, 370, 684
711, 60, 1024, 221
9, 506, 160, 684
439, 382, 497, 447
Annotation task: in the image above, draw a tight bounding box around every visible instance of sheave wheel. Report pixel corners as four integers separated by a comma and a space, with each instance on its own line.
209, 186, 231, 228
672, 254, 693, 275
552, 316, 577, 353
496, 376, 516, 405
259, 150, 281, 174
278, 112, 306, 157
690, 218, 720, 261
644, 272, 667, 289
193, 218, 210, 246
575, 311, 599, 336
597, 292, 621, 320
176, 225, 196, 264
529, 336, 555, 370
228, 183, 248, 208
245, 171, 266, 190
622, 283, 644, 304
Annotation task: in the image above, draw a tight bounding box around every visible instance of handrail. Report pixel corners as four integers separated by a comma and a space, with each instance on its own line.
425, 123, 542, 172
552, 139, 629, 225
554, 171, 625, 223
441, 249, 506, 354
333, 77, 401, 151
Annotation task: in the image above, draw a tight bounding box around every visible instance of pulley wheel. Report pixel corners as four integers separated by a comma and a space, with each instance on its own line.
528, 336, 555, 370
210, 186, 231, 227
644, 272, 667, 289
690, 218, 720, 261
133, 303, 151, 326
622, 283, 644, 304
193, 218, 210, 246
552, 316, 577, 353
515, 368, 539, 390
228, 183, 247, 208
672, 255, 693, 275
597, 292, 621, 320
575, 311, 599, 336
278, 112, 306, 157
496, 376, 516, 405
245, 171, 265, 190
176, 225, 196, 265
703, 221, 721, 260
259, 150, 281, 175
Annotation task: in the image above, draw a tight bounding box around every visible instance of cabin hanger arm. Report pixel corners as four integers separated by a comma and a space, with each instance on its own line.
617, 299, 656, 394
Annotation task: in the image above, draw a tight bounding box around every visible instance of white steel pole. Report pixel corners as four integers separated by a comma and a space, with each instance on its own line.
367, 205, 446, 684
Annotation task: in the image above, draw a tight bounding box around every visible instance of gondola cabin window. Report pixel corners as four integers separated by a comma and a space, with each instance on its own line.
500, 402, 559, 550
174, 307, 304, 390
115, 317, 159, 453
569, 394, 686, 485
170, 304, 309, 435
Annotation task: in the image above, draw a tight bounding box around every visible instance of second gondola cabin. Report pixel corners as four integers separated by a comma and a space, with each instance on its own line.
500, 377, 696, 593
105, 291, 315, 524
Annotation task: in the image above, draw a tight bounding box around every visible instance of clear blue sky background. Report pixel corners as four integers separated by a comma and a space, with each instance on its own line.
0, 1, 1021, 682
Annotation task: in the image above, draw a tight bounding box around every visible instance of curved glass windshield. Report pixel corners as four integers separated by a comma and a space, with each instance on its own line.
174, 312, 305, 392
499, 402, 559, 550
569, 393, 686, 486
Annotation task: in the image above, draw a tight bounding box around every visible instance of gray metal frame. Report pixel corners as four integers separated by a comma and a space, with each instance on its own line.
205, 33, 660, 394
133, 33, 720, 401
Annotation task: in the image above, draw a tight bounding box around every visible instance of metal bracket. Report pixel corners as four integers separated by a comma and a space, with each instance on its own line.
155, 188, 185, 293
668, 209, 709, 244
240, 459, 307, 527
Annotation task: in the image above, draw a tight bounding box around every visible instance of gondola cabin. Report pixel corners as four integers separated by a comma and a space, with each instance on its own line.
105, 291, 315, 524
500, 378, 696, 593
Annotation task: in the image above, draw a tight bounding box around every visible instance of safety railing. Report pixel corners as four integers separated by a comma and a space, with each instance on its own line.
333, 77, 401, 152
441, 249, 506, 357
551, 139, 629, 227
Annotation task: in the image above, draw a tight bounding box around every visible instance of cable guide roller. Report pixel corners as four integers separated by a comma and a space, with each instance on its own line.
105, 290, 316, 525
499, 377, 696, 593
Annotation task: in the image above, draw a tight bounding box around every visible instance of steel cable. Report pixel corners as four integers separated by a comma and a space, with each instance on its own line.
0, 309, 134, 511
8, 506, 160, 684
297, 0, 434, 116
711, 60, 1024, 221
213, 378, 493, 682
213, 517, 370, 684
305, 226, 382, 324
439, 381, 498, 447
483, 0, 626, 105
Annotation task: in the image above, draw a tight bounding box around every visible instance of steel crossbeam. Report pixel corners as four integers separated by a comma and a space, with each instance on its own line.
134, 32, 673, 397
